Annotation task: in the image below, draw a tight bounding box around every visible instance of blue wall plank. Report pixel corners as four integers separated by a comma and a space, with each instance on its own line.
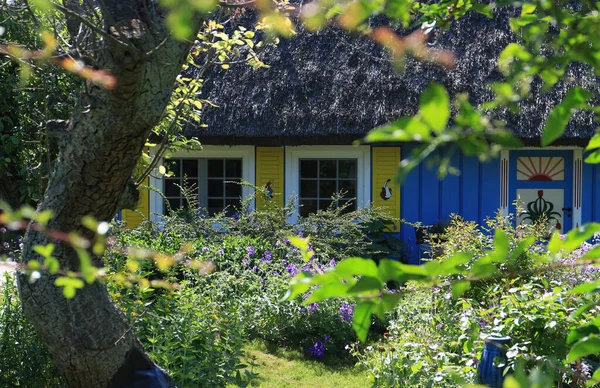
479, 158, 501, 225
440, 152, 461, 220
461, 155, 481, 222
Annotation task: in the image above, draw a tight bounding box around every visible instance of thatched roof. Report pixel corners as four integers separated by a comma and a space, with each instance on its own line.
184, 5, 599, 145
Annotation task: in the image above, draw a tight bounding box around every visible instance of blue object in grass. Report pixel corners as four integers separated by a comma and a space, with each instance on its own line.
477, 335, 511, 388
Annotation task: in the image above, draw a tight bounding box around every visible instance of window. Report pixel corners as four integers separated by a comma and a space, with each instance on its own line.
298, 159, 357, 216
163, 158, 243, 215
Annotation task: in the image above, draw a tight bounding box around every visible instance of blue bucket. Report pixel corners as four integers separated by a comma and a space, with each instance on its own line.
477, 335, 511, 388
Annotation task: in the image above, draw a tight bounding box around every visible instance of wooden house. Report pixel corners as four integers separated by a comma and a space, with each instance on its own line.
121, 7, 600, 263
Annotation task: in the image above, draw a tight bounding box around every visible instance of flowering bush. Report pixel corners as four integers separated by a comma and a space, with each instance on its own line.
354, 215, 600, 387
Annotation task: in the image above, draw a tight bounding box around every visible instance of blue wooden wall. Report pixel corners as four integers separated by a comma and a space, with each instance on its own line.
400, 144, 501, 264
581, 162, 600, 226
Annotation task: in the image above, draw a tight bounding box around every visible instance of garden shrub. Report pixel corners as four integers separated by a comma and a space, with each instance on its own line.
0, 274, 63, 387
355, 214, 600, 387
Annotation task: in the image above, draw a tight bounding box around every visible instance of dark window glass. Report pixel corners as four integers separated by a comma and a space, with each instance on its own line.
319, 180, 336, 198
300, 180, 318, 198
225, 181, 242, 198
319, 199, 333, 211
182, 159, 198, 177
300, 160, 318, 178
338, 180, 356, 198
168, 198, 181, 211
319, 160, 336, 178
208, 198, 224, 214
207, 179, 224, 197
338, 160, 357, 179
207, 159, 224, 178
165, 180, 180, 197
300, 200, 318, 217
225, 159, 242, 178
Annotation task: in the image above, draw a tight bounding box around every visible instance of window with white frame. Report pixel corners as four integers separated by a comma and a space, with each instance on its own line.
299, 159, 357, 216
163, 158, 242, 215
285, 146, 370, 221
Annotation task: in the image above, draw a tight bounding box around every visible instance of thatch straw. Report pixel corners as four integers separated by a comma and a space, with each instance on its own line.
185, 5, 598, 145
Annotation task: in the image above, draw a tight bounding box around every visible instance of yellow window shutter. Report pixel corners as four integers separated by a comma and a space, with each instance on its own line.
121, 177, 150, 229
256, 147, 284, 208
372, 147, 401, 228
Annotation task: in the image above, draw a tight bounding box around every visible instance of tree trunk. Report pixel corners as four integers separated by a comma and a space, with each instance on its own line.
16, 2, 202, 386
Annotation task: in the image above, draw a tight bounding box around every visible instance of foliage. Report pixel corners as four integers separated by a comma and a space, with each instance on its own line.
349, 218, 600, 387
0, 274, 63, 387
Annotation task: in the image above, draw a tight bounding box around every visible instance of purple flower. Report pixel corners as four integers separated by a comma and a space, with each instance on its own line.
264, 250, 272, 260
2, 242, 9, 249
273, 271, 279, 277
217, 249, 224, 255
202, 246, 209, 253
0, 227, 6, 233
281, 259, 288, 266
247, 246, 255, 257
307, 341, 327, 359
286, 263, 298, 277
276, 240, 281, 246
252, 265, 258, 272
307, 302, 319, 314
297, 230, 304, 237
284, 238, 290, 244
339, 303, 353, 322
324, 335, 330, 342
329, 258, 336, 267
242, 258, 249, 265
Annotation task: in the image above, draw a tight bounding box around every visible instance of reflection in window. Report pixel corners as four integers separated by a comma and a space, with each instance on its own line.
299, 159, 357, 217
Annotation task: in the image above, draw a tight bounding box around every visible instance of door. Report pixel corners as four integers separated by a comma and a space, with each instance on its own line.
510, 150, 573, 233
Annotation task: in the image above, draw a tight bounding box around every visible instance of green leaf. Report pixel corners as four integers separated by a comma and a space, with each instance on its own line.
378, 259, 428, 283
567, 334, 600, 362
347, 276, 383, 294
548, 223, 600, 254
336, 257, 380, 279
419, 82, 449, 133
44, 257, 60, 274
472, 4, 493, 18
587, 368, 600, 387
353, 302, 373, 342
452, 281, 471, 298
541, 87, 593, 146
570, 280, 600, 295
283, 272, 312, 301
33, 244, 55, 259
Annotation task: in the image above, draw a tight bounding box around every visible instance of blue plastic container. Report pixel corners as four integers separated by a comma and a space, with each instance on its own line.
477, 335, 511, 388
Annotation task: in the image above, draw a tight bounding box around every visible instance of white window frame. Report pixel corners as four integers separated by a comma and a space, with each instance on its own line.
285, 145, 371, 223
149, 145, 255, 222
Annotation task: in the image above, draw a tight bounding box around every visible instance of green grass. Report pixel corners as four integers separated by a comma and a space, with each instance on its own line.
229, 341, 370, 388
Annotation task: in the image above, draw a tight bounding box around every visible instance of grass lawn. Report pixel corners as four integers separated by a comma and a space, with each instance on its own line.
229, 341, 370, 388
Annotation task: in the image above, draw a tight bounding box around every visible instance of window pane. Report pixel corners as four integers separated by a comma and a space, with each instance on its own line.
225, 198, 240, 208
207, 159, 224, 177
300, 180, 318, 198
319, 160, 336, 178
208, 199, 224, 215
338, 160, 357, 179
167, 198, 181, 211
165, 179, 180, 197
340, 199, 356, 214
338, 180, 356, 198
165, 159, 181, 177
225, 159, 242, 178
319, 199, 333, 211
319, 180, 336, 198
182, 159, 198, 178
300, 200, 317, 217
300, 160, 318, 178
184, 179, 198, 191
207, 179, 224, 197
225, 181, 242, 198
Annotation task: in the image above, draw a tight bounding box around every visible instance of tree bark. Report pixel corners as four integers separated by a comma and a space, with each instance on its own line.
17, 2, 203, 386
